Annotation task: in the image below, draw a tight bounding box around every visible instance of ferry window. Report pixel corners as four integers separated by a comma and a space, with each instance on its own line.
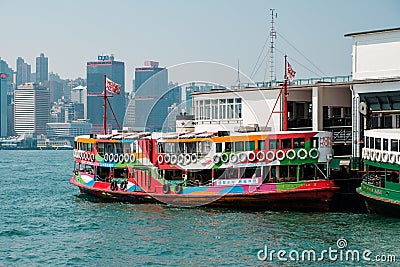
281, 139, 292, 149
391, 140, 399, 152
289, 166, 296, 178
225, 142, 232, 152
227, 99, 234, 119
105, 143, 114, 153
186, 142, 196, 153
97, 142, 104, 155
165, 143, 175, 153
383, 139, 388, 151
365, 137, 369, 148
123, 143, 131, 153
246, 141, 255, 151
235, 98, 242, 118
294, 138, 305, 148
215, 143, 222, 153
199, 141, 211, 155
280, 166, 288, 178
269, 139, 278, 150
370, 137, 374, 149
130, 142, 137, 153
310, 137, 318, 148
258, 140, 266, 150
89, 143, 94, 152
375, 138, 381, 150
115, 143, 123, 154
179, 142, 185, 153
234, 141, 244, 152
158, 143, 165, 153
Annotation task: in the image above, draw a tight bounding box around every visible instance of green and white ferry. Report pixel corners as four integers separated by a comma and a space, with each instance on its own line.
357, 129, 400, 217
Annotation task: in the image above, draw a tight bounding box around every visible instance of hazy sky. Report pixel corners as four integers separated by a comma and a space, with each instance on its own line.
2, 0, 400, 90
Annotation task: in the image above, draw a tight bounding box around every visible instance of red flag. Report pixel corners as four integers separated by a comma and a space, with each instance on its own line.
105, 77, 121, 94
287, 62, 296, 81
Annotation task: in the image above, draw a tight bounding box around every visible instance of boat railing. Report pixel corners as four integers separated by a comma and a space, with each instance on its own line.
324, 126, 352, 144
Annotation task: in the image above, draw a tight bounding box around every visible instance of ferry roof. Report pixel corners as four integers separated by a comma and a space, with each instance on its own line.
365, 128, 400, 138
344, 27, 400, 37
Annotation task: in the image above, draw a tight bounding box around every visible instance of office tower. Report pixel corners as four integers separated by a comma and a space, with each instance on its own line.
86, 55, 125, 133
71, 85, 87, 119
14, 82, 50, 135
16, 57, 31, 87
36, 53, 48, 83
0, 75, 7, 137
133, 61, 178, 132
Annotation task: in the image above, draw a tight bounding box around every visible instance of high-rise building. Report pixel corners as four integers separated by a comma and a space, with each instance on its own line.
16, 57, 31, 87
71, 85, 87, 119
36, 53, 48, 83
0, 74, 7, 137
133, 61, 178, 132
86, 55, 125, 133
14, 82, 50, 135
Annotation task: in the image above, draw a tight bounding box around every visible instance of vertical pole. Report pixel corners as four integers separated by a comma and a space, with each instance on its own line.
283, 55, 288, 131
103, 75, 107, 134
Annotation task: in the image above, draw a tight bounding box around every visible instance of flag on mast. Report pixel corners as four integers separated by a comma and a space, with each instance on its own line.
287, 62, 296, 81
105, 77, 121, 94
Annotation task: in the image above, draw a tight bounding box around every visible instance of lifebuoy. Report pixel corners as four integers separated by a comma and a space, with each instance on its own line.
213, 154, 220, 164
229, 153, 238, 163
170, 154, 177, 164
366, 149, 371, 160
191, 154, 197, 163
130, 154, 136, 163
309, 148, 319, 159
164, 154, 171, 164
276, 150, 285, 161
113, 154, 119, 163
104, 153, 109, 162
297, 148, 308, 160
119, 154, 124, 163
90, 153, 95, 162
375, 151, 382, 162
178, 154, 185, 164
110, 180, 117, 191
286, 149, 296, 160
174, 184, 183, 194
162, 183, 170, 194
124, 153, 130, 162
238, 152, 247, 162
248, 151, 256, 162
256, 151, 265, 161
108, 153, 114, 162
389, 152, 396, 164
370, 150, 376, 161
221, 153, 229, 163
157, 154, 164, 164
184, 154, 191, 165
382, 152, 389, 163
266, 150, 275, 161
396, 153, 400, 165
120, 180, 128, 191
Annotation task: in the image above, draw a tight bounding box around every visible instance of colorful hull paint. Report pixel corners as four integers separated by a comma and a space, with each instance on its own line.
70, 130, 339, 210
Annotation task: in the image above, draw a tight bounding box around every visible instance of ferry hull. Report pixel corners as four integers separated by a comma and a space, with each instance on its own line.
70, 176, 157, 204
357, 183, 400, 217
151, 187, 338, 211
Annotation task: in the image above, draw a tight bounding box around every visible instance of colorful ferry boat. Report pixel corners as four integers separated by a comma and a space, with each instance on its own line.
357, 129, 400, 217
70, 129, 339, 210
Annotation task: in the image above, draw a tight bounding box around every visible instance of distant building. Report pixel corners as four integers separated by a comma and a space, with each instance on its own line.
46, 121, 92, 138
16, 57, 31, 87
36, 53, 48, 83
0, 75, 7, 137
14, 82, 50, 135
86, 55, 125, 133
133, 61, 179, 131
71, 85, 87, 119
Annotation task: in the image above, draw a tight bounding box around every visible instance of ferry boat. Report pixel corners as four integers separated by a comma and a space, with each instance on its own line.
357, 129, 400, 217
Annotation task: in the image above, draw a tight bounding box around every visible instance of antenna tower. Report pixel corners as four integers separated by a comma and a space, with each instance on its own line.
269, 9, 277, 85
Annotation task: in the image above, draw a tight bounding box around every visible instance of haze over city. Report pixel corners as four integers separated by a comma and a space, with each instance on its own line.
2, 0, 400, 90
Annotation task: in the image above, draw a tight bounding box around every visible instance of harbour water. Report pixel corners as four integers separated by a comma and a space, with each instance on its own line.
1, 150, 399, 266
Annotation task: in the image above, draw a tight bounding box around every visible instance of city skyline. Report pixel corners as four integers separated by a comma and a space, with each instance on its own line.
1, 0, 400, 89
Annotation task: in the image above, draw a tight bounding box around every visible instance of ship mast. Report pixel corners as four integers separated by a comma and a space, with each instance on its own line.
269, 9, 277, 85
283, 55, 288, 131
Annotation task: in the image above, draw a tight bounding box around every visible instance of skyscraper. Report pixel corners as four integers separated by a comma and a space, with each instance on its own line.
86, 55, 125, 133
36, 53, 48, 83
0, 58, 15, 136
133, 61, 178, 132
0, 74, 7, 137
14, 82, 50, 135
16, 57, 31, 87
